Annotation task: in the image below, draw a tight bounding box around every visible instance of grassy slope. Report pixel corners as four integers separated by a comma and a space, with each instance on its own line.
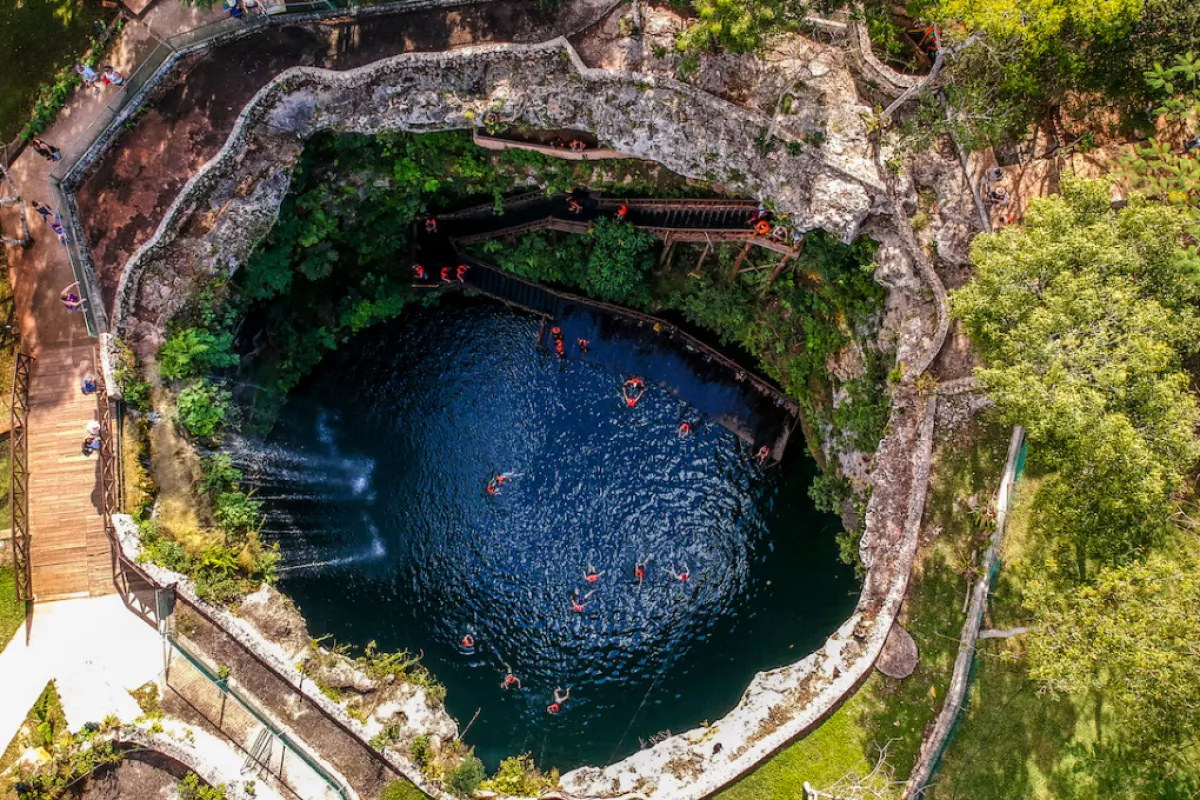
717, 416, 1013, 797
927, 477, 1115, 800
0, 0, 114, 141
0, 567, 23, 651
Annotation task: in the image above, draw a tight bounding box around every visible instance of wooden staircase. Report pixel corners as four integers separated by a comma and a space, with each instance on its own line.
26, 344, 113, 601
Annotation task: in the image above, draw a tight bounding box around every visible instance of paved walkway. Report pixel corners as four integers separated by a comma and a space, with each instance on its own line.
0, 595, 162, 753
0, 0, 222, 602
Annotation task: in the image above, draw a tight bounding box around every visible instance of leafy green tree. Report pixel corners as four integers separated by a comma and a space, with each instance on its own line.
175, 381, 231, 440
951, 177, 1200, 563
159, 327, 239, 381
939, 0, 1141, 46
1025, 554, 1200, 769
582, 217, 658, 304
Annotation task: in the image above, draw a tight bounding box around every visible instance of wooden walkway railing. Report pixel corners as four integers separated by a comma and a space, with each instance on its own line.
9, 352, 33, 601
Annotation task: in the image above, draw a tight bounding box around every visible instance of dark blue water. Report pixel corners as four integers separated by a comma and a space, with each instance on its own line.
244, 299, 857, 771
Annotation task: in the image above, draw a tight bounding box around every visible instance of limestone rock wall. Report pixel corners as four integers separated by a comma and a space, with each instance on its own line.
102, 34, 948, 800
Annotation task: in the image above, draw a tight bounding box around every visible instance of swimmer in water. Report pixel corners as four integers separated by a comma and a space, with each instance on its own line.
501, 663, 521, 690
584, 564, 604, 583
547, 686, 571, 714
577, 338, 590, 354
673, 564, 690, 582
622, 377, 646, 407
486, 472, 515, 495
678, 422, 691, 438
570, 589, 595, 613
461, 633, 475, 649
634, 559, 647, 586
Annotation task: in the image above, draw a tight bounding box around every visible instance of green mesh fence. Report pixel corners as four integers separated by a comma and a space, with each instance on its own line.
914, 433, 1026, 798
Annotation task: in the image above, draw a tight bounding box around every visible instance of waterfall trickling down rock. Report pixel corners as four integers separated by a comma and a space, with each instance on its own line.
227, 409, 386, 574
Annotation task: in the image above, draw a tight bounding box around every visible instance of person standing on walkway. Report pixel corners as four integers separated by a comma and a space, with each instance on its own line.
30, 201, 56, 224
101, 65, 125, 88
60, 283, 83, 312
76, 63, 99, 87
29, 137, 61, 162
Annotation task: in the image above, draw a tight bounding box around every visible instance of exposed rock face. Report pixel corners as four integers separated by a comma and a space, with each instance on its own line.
113, 37, 903, 356
100, 34, 951, 800
876, 622, 919, 679
237, 585, 310, 661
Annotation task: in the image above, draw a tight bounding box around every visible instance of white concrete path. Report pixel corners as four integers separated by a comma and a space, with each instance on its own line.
0, 594, 162, 752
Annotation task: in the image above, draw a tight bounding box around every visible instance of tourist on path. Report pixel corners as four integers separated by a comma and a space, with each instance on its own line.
29, 137, 61, 162
60, 283, 83, 312
76, 63, 98, 83
30, 201, 56, 224
101, 65, 125, 87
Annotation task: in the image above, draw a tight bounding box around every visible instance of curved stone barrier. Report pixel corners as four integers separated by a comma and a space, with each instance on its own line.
847, 20, 921, 97
99, 34, 947, 800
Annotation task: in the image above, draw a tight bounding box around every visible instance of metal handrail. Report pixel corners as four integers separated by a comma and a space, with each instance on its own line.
9, 351, 33, 601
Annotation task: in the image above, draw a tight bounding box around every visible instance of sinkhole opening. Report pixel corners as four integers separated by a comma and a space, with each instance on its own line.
236, 297, 858, 771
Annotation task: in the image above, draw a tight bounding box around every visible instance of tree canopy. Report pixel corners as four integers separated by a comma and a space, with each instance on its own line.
951, 177, 1200, 564
1026, 553, 1200, 767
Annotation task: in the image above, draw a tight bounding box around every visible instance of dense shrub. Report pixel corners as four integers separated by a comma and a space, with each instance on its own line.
175, 381, 230, 439
448, 754, 485, 797
159, 327, 239, 381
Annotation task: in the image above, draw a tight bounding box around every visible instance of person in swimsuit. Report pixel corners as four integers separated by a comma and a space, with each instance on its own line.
634, 559, 647, 586
570, 589, 594, 613
486, 473, 511, 495
577, 338, 590, 354
678, 422, 691, 438
622, 377, 646, 407
617, 203, 628, 219
425, 218, 438, 233
673, 564, 690, 582
583, 564, 604, 583
461, 633, 475, 649
547, 686, 570, 714
501, 664, 521, 690
756, 445, 771, 465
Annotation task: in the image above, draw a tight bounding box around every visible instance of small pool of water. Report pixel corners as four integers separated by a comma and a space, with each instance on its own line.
241, 299, 858, 770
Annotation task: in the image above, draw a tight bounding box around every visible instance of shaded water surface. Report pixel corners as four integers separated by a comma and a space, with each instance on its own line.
242, 299, 857, 770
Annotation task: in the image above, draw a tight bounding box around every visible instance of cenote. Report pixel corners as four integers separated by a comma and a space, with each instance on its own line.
240, 297, 858, 771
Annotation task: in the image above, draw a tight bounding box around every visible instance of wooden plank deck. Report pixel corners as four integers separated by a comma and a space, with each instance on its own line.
27, 344, 113, 601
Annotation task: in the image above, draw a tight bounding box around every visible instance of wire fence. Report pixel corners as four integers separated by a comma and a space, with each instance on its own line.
904, 430, 1028, 798
164, 632, 349, 800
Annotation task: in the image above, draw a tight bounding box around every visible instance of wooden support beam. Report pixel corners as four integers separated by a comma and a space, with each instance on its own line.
730, 241, 752, 282
659, 234, 675, 267
695, 245, 709, 274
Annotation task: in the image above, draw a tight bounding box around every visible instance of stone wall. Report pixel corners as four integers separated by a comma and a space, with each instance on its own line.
98, 33, 951, 800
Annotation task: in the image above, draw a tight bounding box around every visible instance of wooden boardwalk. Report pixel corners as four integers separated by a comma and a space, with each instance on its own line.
26, 344, 113, 601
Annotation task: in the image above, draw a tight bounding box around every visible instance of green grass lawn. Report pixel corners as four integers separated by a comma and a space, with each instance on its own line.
0, 566, 24, 651
716, 415, 1014, 798
0, 0, 116, 142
